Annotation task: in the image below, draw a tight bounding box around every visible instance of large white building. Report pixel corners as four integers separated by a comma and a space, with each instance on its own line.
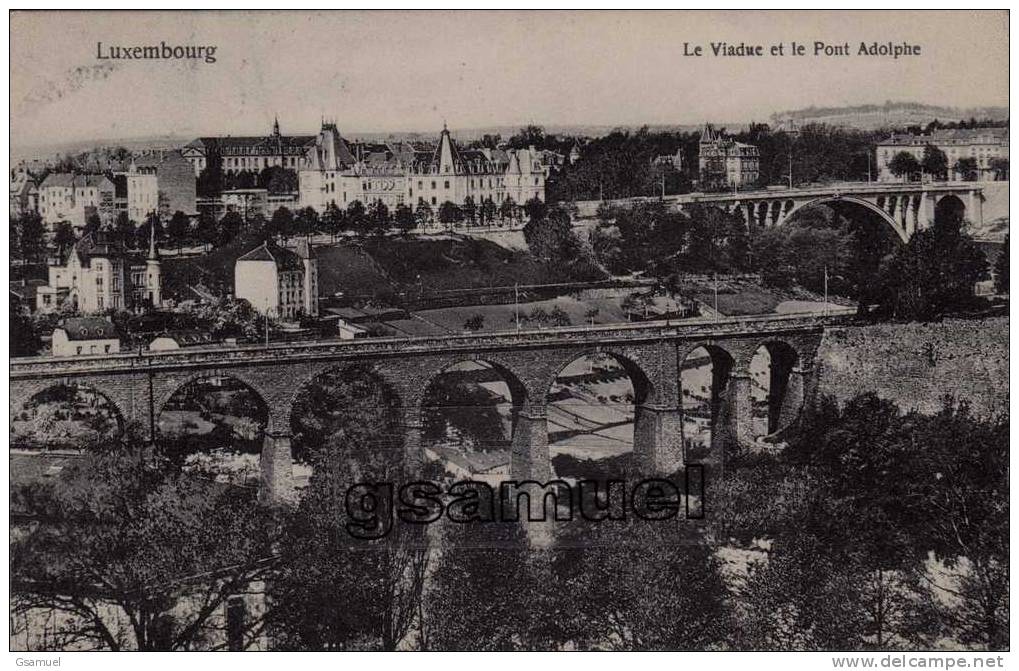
876, 128, 1009, 182
37, 174, 116, 229
298, 123, 546, 213
35, 232, 162, 314
234, 239, 318, 321
181, 118, 315, 177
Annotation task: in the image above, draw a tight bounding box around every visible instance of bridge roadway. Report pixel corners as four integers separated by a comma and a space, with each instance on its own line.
10, 309, 852, 500
583, 180, 987, 242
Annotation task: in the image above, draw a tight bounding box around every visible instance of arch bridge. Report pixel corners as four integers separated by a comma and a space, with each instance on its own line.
10, 314, 839, 501
668, 182, 985, 242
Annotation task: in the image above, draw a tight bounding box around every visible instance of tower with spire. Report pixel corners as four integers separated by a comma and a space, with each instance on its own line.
145, 222, 162, 308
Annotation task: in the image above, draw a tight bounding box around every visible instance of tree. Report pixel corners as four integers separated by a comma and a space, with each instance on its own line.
53, 222, 76, 257
507, 124, 546, 150
11, 444, 279, 650
910, 401, 1009, 650
424, 521, 547, 650
18, 212, 46, 262
461, 196, 477, 227
195, 211, 217, 252
953, 157, 978, 181
523, 205, 579, 263
993, 235, 1008, 295
437, 200, 462, 228
136, 213, 164, 252
462, 314, 485, 331
555, 521, 733, 650
10, 295, 42, 357
258, 166, 298, 194
218, 211, 244, 246
321, 202, 345, 241
114, 212, 136, 250
874, 206, 988, 320
366, 201, 391, 237
394, 204, 416, 235
414, 198, 433, 228
989, 157, 1009, 181
268, 207, 296, 242
177, 297, 267, 341
522, 197, 548, 224
295, 207, 320, 242
270, 378, 427, 650
83, 212, 102, 238
166, 210, 190, 255
10, 213, 20, 259
888, 151, 921, 181
499, 196, 517, 223
197, 165, 222, 197
346, 200, 367, 236
480, 197, 497, 226
921, 144, 949, 180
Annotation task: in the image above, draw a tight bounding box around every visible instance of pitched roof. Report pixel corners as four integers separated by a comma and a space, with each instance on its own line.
72, 233, 126, 265
56, 317, 118, 341
237, 241, 304, 271
39, 173, 114, 190
152, 330, 219, 346
881, 127, 1009, 146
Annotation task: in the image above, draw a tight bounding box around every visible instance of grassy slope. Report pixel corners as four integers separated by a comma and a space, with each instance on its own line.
162, 234, 607, 303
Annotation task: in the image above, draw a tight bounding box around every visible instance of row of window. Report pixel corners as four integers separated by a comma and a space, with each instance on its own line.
74, 344, 114, 355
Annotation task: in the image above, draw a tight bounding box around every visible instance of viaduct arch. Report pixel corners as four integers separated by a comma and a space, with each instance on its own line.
10, 318, 829, 501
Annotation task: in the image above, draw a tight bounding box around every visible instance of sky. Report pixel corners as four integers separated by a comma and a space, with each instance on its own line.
10, 10, 1010, 152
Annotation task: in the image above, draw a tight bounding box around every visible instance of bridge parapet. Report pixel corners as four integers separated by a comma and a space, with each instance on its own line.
9, 312, 839, 379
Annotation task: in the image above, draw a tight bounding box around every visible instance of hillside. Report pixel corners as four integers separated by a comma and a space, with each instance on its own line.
162, 234, 607, 305
770, 102, 1008, 131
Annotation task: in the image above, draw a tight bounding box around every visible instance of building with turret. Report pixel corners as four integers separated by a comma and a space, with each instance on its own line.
698, 124, 760, 189
297, 122, 546, 213
34, 232, 162, 313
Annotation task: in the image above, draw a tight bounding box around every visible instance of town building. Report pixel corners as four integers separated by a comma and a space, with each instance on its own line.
51, 317, 121, 357
653, 148, 684, 171
37, 173, 117, 229
181, 117, 316, 177
10, 171, 39, 217
35, 231, 162, 313
876, 127, 1009, 182
234, 240, 318, 321
129, 150, 198, 216
698, 124, 760, 189
298, 122, 546, 213
126, 171, 159, 223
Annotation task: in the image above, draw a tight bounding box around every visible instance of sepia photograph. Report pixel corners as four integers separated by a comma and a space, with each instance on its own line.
6, 9, 1010, 660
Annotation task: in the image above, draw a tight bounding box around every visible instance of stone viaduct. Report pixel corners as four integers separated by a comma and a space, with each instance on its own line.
10, 313, 838, 501
583, 181, 986, 243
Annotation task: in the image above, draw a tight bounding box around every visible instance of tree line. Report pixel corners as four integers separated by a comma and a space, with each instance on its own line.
10, 381, 1007, 650
581, 199, 993, 321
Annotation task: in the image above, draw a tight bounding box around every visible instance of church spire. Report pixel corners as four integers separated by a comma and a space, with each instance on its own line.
273, 115, 281, 136
148, 220, 159, 260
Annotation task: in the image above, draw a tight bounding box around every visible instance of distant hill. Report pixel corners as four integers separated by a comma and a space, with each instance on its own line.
770, 101, 1009, 131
